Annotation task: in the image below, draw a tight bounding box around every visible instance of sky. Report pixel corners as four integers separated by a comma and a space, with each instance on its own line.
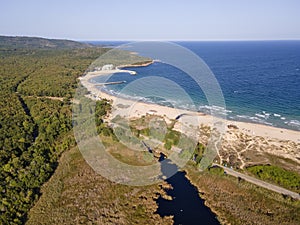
1, 0, 300, 41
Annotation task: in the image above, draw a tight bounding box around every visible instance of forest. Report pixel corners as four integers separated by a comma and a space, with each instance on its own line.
0, 40, 109, 224
0, 35, 92, 49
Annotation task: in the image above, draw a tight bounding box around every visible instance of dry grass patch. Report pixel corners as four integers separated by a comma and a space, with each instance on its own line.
26, 147, 173, 225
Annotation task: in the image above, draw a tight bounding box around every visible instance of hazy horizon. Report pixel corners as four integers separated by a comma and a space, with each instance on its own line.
1, 0, 300, 41
2, 34, 300, 42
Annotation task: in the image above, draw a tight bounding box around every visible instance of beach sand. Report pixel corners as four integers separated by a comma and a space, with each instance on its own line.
79, 70, 300, 144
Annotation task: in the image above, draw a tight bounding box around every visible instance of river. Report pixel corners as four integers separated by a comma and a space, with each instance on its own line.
156, 154, 220, 225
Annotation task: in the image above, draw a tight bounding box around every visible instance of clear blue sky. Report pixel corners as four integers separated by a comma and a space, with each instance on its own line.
1, 0, 300, 41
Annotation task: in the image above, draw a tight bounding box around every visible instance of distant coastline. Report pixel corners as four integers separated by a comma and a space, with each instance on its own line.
116, 60, 154, 69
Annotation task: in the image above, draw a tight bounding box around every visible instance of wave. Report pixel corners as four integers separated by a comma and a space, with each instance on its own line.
198, 105, 232, 116
101, 86, 196, 110
255, 113, 267, 119
102, 84, 300, 130
285, 120, 300, 128
236, 114, 274, 126
105, 84, 300, 130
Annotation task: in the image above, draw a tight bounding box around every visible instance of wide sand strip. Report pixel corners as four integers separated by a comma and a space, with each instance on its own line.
79, 70, 300, 144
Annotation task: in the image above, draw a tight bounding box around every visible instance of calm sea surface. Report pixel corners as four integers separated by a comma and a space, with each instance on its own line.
91, 41, 300, 131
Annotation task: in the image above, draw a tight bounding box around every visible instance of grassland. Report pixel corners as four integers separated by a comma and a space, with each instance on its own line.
26, 146, 173, 225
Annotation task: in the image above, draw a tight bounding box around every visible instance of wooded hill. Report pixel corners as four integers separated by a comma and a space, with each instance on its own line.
0, 36, 92, 50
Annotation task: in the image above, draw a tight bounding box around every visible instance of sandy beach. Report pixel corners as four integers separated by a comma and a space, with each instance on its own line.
79, 70, 300, 144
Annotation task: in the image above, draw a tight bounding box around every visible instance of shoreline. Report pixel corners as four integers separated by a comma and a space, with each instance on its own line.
79, 69, 300, 144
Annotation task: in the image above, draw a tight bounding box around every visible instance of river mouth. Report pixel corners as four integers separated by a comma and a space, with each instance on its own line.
156, 155, 220, 225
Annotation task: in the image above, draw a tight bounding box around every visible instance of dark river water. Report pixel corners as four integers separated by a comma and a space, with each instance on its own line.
156, 154, 220, 225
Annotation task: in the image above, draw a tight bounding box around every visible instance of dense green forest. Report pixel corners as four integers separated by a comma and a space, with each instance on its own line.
0, 40, 108, 224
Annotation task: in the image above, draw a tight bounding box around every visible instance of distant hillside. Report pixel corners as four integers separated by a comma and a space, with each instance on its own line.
0, 35, 92, 49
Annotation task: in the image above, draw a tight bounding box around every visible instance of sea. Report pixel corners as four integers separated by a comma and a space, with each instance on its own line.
89, 41, 300, 131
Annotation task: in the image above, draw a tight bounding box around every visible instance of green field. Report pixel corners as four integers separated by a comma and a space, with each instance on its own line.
247, 165, 300, 193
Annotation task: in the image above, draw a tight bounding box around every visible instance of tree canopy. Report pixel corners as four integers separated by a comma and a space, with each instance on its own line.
0, 45, 109, 224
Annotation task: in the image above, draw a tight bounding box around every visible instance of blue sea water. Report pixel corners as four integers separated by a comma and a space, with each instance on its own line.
91, 41, 300, 131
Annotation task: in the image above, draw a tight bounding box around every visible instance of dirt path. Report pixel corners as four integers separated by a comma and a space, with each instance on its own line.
26, 95, 64, 101
213, 163, 300, 200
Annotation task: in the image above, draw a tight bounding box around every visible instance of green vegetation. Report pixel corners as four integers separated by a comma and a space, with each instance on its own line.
193, 142, 206, 164
124, 115, 200, 162
0, 36, 91, 49
25, 147, 172, 225
0, 96, 75, 224
0, 36, 154, 224
113, 126, 145, 149
164, 129, 180, 150
16, 49, 108, 97
207, 166, 224, 175
186, 162, 300, 225
0, 41, 108, 224
95, 99, 116, 138
128, 60, 153, 66
247, 165, 300, 193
